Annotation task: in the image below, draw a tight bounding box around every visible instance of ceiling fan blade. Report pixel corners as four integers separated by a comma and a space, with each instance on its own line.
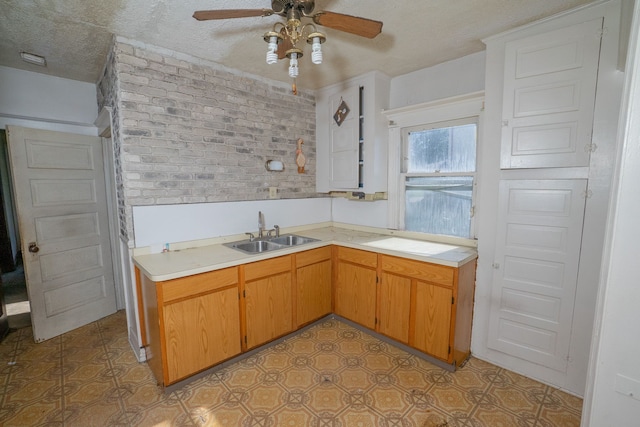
313, 11, 382, 39
193, 9, 274, 21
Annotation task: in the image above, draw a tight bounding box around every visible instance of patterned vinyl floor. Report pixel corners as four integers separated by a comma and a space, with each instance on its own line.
0, 310, 582, 426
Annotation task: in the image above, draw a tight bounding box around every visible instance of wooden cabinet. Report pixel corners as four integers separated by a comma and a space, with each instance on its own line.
136, 242, 477, 385
334, 247, 377, 329
295, 247, 332, 327
138, 267, 241, 386
163, 288, 240, 381
243, 255, 293, 349
413, 281, 453, 360
379, 255, 476, 366
379, 272, 411, 343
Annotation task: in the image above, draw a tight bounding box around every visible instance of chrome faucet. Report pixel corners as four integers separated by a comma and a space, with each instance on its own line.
258, 211, 265, 239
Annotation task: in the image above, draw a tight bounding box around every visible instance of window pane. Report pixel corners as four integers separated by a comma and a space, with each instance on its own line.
405, 176, 473, 238
407, 123, 477, 173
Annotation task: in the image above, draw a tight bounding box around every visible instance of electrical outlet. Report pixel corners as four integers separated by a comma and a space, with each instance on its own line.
269, 187, 277, 199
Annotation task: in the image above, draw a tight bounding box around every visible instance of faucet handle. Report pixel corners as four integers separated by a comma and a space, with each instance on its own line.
266, 225, 280, 238
245, 232, 256, 241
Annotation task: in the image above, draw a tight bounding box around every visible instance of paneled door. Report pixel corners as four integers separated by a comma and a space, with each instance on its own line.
500, 18, 603, 169
7, 126, 116, 342
488, 179, 587, 372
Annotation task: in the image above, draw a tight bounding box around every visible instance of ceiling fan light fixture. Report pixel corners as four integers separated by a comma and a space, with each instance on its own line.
20, 51, 46, 67
193, 1, 382, 94
286, 48, 303, 78
306, 32, 325, 64
263, 31, 283, 64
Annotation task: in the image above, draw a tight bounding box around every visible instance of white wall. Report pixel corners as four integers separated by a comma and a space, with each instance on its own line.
133, 198, 333, 248
583, 1, 640, 424
389, 51, 486, 109
331, 198, 388, 228
0, 66, 98, 135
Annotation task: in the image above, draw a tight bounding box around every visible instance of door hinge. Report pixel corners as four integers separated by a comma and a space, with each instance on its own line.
375, 317, 378, 325
244, 336, 247, 345
451, 296, 455, 305
448, 345, 451, 355
376, 276, 379, 284
470, 205, 476, 218
243, 290, 246, 298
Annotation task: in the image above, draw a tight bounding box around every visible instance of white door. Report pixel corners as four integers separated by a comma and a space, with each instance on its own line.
488, 179, 587, 372
329, 85, 359, 189
6, 126, 116, 342
500, 18, 603, 169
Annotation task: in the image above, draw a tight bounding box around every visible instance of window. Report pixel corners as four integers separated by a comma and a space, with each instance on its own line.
401, 118, 477, 239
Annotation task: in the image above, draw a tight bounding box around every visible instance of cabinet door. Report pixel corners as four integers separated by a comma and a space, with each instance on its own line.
163, 287, 241, 383
500, 18, 603, 169
297, 259, 332, 326
379, 272, 411, 343
413, 281, 452, 361
245, 271, 293, 349
335, 260, 377, 329
329, 85, 360, 189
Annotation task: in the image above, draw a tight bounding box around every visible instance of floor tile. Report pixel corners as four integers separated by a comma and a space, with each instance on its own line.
0, 311, 585, 426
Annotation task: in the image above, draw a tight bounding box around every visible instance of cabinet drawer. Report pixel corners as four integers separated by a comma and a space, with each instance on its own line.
244, 255, 292, 281
380, 255, 454, 287
296, 246, 332, 268
336, 246, 377, 268
161, 267, 238, 303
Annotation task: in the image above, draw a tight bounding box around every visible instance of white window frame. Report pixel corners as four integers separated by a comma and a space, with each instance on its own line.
384, 92, 484, 246
400, 117, 478, 237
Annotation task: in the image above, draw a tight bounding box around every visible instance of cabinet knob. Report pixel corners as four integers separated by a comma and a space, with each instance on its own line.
28, 242, 40, 253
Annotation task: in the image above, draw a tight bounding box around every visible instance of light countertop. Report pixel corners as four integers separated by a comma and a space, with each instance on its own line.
133, 225, 478, 282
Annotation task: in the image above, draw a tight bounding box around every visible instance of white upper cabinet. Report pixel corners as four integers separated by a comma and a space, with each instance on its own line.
500, 18, 604, 169
316, 71, 390, 193
327, 85, 360, 189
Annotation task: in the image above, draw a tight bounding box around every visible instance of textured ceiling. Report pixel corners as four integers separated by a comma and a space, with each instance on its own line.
1, 0, 599, 90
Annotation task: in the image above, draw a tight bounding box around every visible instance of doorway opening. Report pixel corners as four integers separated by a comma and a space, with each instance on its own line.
2, 255, 31, 329
0, 129, 30, 331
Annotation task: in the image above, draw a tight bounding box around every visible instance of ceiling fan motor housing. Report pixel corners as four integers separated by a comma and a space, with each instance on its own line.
272, 0, 315, 16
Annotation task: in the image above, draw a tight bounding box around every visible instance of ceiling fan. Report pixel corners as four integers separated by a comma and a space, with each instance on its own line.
193, 0, 383, 93
193, 0, 383, 39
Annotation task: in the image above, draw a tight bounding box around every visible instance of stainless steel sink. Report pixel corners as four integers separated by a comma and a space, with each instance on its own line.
224, 234, 318, 254
227, 240, 284, 254
268, 234, 318, 246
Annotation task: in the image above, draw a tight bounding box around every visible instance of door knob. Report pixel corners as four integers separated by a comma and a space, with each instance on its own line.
28, 242, 40, 253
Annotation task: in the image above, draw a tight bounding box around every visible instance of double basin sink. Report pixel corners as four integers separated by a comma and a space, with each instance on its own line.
224, 234, 319, 254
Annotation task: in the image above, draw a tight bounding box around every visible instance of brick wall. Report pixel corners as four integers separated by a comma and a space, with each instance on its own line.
97, 39, 128, 239
97, 38, 320, 240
